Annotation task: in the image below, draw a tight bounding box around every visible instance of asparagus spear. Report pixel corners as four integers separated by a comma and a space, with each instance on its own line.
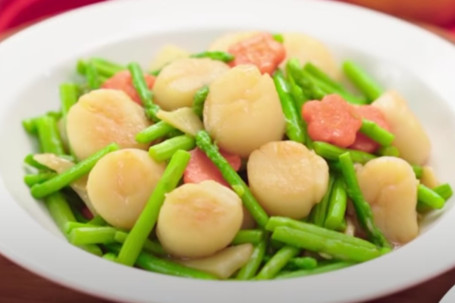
195, 130, 269, 227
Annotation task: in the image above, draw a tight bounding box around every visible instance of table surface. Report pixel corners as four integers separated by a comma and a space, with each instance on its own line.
2, 17, 455, 303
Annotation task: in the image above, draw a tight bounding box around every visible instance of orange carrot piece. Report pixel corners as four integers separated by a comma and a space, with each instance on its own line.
102, 70, 155, 105
228, 33, 286, 75
183, 148, 242, 187
302, 94, 362, 148
350, 105, 390, 153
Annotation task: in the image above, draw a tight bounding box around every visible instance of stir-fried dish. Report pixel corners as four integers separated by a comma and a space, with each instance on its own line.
22, 31, 452, 280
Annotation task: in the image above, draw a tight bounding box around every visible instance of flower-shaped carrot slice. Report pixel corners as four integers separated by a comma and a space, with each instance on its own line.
183, 148, 242, 187
302, 94, 362, 147
228, 32, 285, 75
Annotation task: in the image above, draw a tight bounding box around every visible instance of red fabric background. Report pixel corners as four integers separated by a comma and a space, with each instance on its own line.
0, 0, 106, 33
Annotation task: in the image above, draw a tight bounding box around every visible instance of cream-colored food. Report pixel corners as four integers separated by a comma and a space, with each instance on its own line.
247, 141, 329, 219
356, 156, 419, 244
178, 244, 253, 279
149, 44, 190, 71
420, 166, 440, 188
156, 180, 243, 258
372, 90, 431, 165
153, 58, 229, 111
86, 149, 165, 229
66, 89, 149, 160
281, 33, 340, 79
203, 65, 286, 157
156, 107, 203, 136
33, 153, 96, 215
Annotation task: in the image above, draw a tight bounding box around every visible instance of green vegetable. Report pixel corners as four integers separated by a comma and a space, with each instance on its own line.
272, 33, 284, 43
256, 245, 299, 280
135, 121, 175, 144
273, 69, 306, 144
236, 239, 267, 280
324, 177, 348, 231
108, 243, 216, 279
114, 231, 166, 256
266, 216, 378, 249
359, 119, 395, 146
68, 226, 117, 246
287, 58, 326, 100
272, 226, 383, 262
77, 58, 125, 78
377, 145, 400, 157
310, 175, 335, 226
342, 61, 383, 102
24, 172, 56, 187
128, 62, 160, 121
312, 141, 376, 164
30, 143, 119, 198
148, 134, 195, 162
338, 152, 390, 248
303, 62, 367, 105
433, 183, 453, 201
285, 257, 318, 270
136, 251, 217, 280
412, 165, 423, 178
231, 229, 265, 245
35, 115, 65, 156
417, 184, 445, 210
59, 83, 80, 117
195, 131, 269, 227
277, 261, 353, 279
192, 85, 209, 119
191, 51, 234, 63
116, 149, 190, 266
85, 61, 102, 89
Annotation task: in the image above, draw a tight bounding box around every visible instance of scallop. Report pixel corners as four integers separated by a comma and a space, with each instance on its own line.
66, 89, 149, 160
149, 44, 189, 71
247, 141, 329, 219
156, 180, 243, 258
153, 58, 229, 111
281, 33, 340, 79
86, 149, 165, 229
372, 90, 431, 165
356, 156, 419, 244
203, 65, 286, 157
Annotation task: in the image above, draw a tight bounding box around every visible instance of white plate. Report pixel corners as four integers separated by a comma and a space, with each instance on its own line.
1, 0, 455, 302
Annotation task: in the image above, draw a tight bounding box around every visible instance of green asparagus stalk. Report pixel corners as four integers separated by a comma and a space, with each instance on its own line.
312, 141, 376, 164
191, 51, 234, 62
272, 226, 383, 262
231, 229, 265, 245
273, 69, 306, 144
148, 134, 195, 162
235, 239, 267, 280
324, 177, 348, 231
116, 149, 190, 266
135, 121, 175, 144
276, 261, 353, 279
359, 119, 395, 146
192, 85, 209, 119
342, 61, 383, 102
255, 245, 300, 280
338, 152, 390, 248
30, 143, 119, 198
128, 62, 160, 121
195, 131, 269, 227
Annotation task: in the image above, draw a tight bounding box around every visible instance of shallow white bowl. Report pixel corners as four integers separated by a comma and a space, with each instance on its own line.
1, 0, 455, 302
